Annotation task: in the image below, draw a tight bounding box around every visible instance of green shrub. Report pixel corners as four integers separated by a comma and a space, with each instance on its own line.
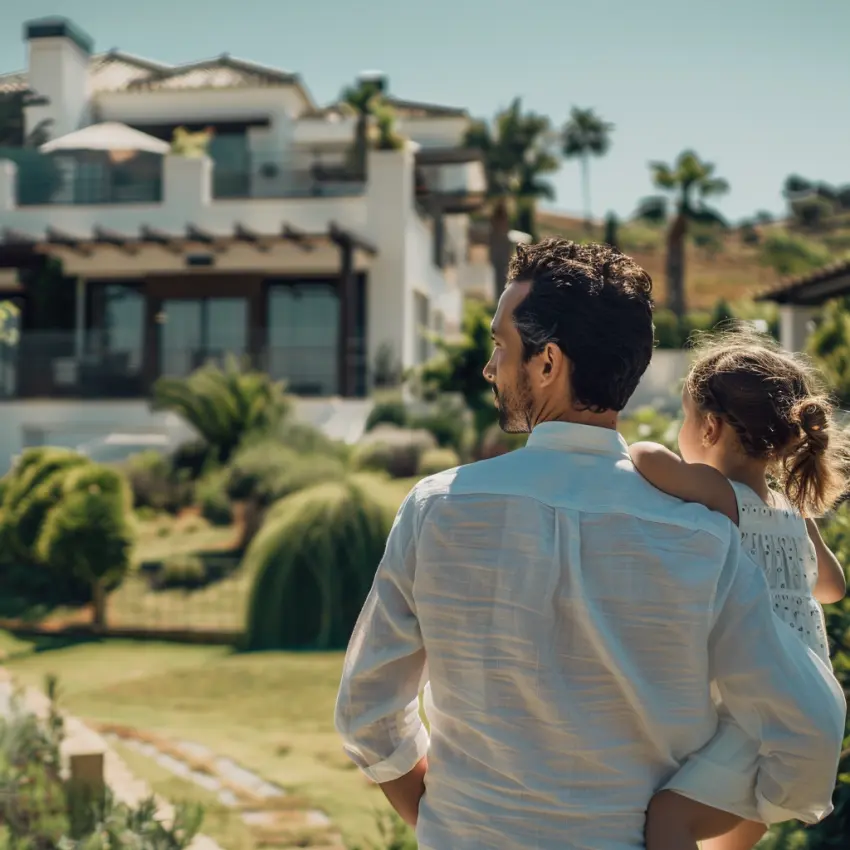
264, 453, 346, 503
275, 420, 348, 460
155, 554, 207, 590
759, 231, 831, 277
409, 395, 476, 457
418, 447, 461, 476
245, 479, 393, 650
653, 308, 685, 349
619, 407, 680, 451
366, 394, 409, 431
226, 441, 343, 506
195, 468, 232, 526
0, 678, 204, 850
477, 424, 527, 460
352, 426, 437, 478
123, 450, 189, 514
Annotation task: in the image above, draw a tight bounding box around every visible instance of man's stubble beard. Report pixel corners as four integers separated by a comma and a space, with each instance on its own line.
495, 367, 535, 434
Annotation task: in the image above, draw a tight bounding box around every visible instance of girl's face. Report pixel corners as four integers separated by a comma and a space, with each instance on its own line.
677, 386, 709, 464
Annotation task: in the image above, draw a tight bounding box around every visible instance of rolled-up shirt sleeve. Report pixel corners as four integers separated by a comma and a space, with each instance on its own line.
334, 489, 429, 784
709, 533, 847, 824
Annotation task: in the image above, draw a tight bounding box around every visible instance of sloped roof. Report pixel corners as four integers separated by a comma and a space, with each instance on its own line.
384, 96, 468, 119
757, 256, 850, 305
124, 54, 300, 92
0, 71, 28, 95
0, 51, 302, 97
88, 51, 171, 93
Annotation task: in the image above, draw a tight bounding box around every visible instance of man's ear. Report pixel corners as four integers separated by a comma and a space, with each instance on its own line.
537, 342, 565, 387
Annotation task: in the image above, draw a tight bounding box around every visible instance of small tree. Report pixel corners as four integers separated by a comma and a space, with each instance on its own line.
36, 465, 134, 629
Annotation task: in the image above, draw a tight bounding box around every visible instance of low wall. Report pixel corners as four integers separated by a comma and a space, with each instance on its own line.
0, 396, 374, 472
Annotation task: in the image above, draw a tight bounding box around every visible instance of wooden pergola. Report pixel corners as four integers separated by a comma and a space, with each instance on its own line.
0, 222, 378, 397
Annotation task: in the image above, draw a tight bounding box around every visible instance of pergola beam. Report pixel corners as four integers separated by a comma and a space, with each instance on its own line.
281, 223, 315, 252
140, 225, 182, 254
328, 221, 377, 256
93, 226, 138, 255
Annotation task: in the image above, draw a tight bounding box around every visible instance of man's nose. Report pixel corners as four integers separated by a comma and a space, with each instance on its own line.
483, 360, 495, 384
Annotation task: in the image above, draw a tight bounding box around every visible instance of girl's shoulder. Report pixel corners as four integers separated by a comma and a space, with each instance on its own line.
731, 482, 807, 533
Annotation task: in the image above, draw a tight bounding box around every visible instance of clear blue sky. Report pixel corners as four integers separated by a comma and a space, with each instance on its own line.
2, 0, 848, 223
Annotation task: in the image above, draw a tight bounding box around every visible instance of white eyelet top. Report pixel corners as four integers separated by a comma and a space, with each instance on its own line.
731, 481, 829, 664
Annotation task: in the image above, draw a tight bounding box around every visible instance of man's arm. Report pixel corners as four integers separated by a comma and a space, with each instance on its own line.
334, 490, 429, 826
709, 531, 846, 824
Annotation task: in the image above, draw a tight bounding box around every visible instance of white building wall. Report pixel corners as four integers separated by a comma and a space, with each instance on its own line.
364, 145, 416, 379
25, 36, 91, 137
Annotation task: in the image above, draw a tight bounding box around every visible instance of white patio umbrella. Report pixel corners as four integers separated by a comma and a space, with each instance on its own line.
39, 122, 170, 155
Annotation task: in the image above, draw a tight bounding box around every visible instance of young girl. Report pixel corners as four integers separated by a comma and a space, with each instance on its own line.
630, 326, 848, 850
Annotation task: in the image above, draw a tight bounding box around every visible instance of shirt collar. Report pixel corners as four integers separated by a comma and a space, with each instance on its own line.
526, 421, 630, 458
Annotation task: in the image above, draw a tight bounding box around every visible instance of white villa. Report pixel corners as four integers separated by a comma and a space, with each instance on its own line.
0, 17, 493, 462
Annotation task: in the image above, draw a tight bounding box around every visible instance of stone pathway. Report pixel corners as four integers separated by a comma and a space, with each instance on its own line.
0, 671, 343, 849
0, 672, 221, 850
98, 725, 343, 848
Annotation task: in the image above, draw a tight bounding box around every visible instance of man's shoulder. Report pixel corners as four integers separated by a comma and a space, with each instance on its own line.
410, 451, 530, 504
409, 450, 735, 547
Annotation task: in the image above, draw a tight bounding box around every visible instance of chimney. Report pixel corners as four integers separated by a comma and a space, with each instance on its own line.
24, 17, 93, 140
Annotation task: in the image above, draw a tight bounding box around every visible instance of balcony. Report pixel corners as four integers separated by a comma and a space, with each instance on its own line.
1, 149, 367, 207
15, 153, 163, 206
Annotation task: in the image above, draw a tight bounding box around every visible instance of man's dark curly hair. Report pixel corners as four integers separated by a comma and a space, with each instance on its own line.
508, 238, 654, 412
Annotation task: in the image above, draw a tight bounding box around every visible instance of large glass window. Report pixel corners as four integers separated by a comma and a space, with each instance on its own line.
210, 134, 251, 198
159, 298, 247, 377
88, 284, 145, 374
267, 283, 339, 396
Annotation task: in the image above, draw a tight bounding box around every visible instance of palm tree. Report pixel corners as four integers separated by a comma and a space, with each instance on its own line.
0, 91, 53, 148
340, 78, 386, 178
465, 98, 559, 297
637, 150, 729, 317
151, 357, 292, 464
562, 107, 614, 230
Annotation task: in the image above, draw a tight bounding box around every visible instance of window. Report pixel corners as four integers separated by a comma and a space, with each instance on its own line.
267, 283, 340, 396
158, 298, 248, 377
88, 284, 144, 374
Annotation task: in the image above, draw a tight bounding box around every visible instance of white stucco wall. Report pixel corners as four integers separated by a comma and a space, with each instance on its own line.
623, 349, 690, 415
25, 36, 91, 137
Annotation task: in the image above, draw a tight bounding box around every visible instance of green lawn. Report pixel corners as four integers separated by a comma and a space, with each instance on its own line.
4, 639, 390, 848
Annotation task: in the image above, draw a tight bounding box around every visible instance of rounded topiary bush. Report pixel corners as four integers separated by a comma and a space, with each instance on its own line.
352, 426, 437, 478
244, 478, 393, 650
365, 394, 409, 432
418, 447, 461, 477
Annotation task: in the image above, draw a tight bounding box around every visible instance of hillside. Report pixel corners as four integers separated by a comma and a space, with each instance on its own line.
536, 211, 829, 311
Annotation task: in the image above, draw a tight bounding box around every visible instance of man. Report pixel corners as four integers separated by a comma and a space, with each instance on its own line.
335, 239, 845, 849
